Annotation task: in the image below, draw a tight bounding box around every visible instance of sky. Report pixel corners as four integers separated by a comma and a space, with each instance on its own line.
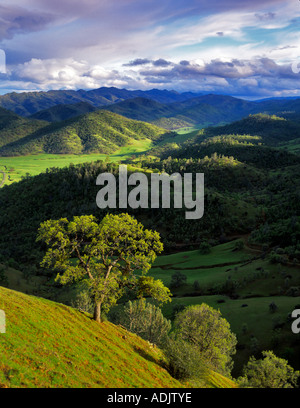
0, 0, 300, 98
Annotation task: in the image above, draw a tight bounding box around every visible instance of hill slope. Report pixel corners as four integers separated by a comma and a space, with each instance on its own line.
0, 107, 47, 149
0, 110, 171, 156
102, 97, 173, 122
204, 114, 300, 144
30, 102, 97, 122
0, 286, 236, 388
104, 95, 264, 130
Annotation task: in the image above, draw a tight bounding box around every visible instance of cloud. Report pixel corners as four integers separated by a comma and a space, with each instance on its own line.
1, 0, 300, 99
123, 59, 152, 67
153, 58, 173, 67
5, 53, 300, 98
123, 58, 172, 67
134, 56, 300, 96
0, 4, 55, 41
255, 12, 276, 21
10, 57, 145, 91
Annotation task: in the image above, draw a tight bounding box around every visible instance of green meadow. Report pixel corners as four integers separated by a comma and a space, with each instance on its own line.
0, 138, 153, 185
149, 240, 300, 375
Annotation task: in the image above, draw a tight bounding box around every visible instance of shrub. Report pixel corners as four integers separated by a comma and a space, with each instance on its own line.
192, 280, 200, 291
163, 336, 207, 380
170, 272, 187, 289
173, 304, 237, 375
269, 302, 278, 313
113, 298, 171, 347
199, 241, 211, 255
71, 290, 94, 314
238, 351, 300, 388
171, 303, 186, 319
233, 239, 244, 251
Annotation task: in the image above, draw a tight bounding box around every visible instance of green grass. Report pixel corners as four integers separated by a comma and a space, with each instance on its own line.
149, 241, 300, 375
0, 139, 154, 185
174, 127, 201, 135
0, 286, 180, 388
160, 294, 300, 375
0, 286, 237, 388
153, 241, 250, 268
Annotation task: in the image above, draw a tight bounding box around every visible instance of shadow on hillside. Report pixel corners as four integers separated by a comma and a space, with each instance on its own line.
132, 345, 162, 367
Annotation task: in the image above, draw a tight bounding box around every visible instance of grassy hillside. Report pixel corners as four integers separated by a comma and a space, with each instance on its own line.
0, 107, 47, 148
157, 134, 300, 169
0, 90, 91, 117
0, 286, 236, 388
102, 97, 173, 122
151, 94, 258, 130
0, 110, 171, 156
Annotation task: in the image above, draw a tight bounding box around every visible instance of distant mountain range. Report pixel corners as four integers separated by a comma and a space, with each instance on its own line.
1, 86, 300, 131
1, 86, 300, 156
104, 94, 259, 129
0, 87, 204, 117
102, 94, 300, 129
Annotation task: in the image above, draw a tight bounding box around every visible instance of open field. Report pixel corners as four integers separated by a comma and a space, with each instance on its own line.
160, 294, 300, 376
0, 139, 154, 185
149, 240, 300, 375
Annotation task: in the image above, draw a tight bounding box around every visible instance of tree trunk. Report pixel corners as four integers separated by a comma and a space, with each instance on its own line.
94, 301, 102, 323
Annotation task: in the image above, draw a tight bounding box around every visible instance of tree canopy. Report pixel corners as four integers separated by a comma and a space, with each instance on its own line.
173, 303, 237, 375
238, 350, 300, 388
37, 213, 171, 322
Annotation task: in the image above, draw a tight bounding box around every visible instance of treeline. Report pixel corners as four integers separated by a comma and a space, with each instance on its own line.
203, 114, 300, 145
149, 135, 300, 169
0, 160, 259, 266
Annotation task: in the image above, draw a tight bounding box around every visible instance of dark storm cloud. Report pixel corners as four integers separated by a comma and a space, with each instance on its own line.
137, 57, 300, 96
141, 58, 299, 81
0, 5, 55, 40
123, 58, 172, 67
152, 59, 173, 67
123, 59, 152, 67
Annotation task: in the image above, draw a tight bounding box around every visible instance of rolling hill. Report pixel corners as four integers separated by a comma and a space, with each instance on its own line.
0, 107, 48, 149
103, 95, 271, 130
30, 101, 97, 122
101, 97, 174, 122
0, 286, 236, 388
203, 113, 300, 144
0, 110, 171, 156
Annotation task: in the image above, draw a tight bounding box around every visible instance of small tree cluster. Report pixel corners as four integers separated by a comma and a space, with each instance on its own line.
170, 272, 187, 289
164, 304, 237, 378
114, 298, 171, 347
238, 351, 300, 388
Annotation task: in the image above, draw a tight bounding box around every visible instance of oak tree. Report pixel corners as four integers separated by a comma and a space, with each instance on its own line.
37, 213, 171, 322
